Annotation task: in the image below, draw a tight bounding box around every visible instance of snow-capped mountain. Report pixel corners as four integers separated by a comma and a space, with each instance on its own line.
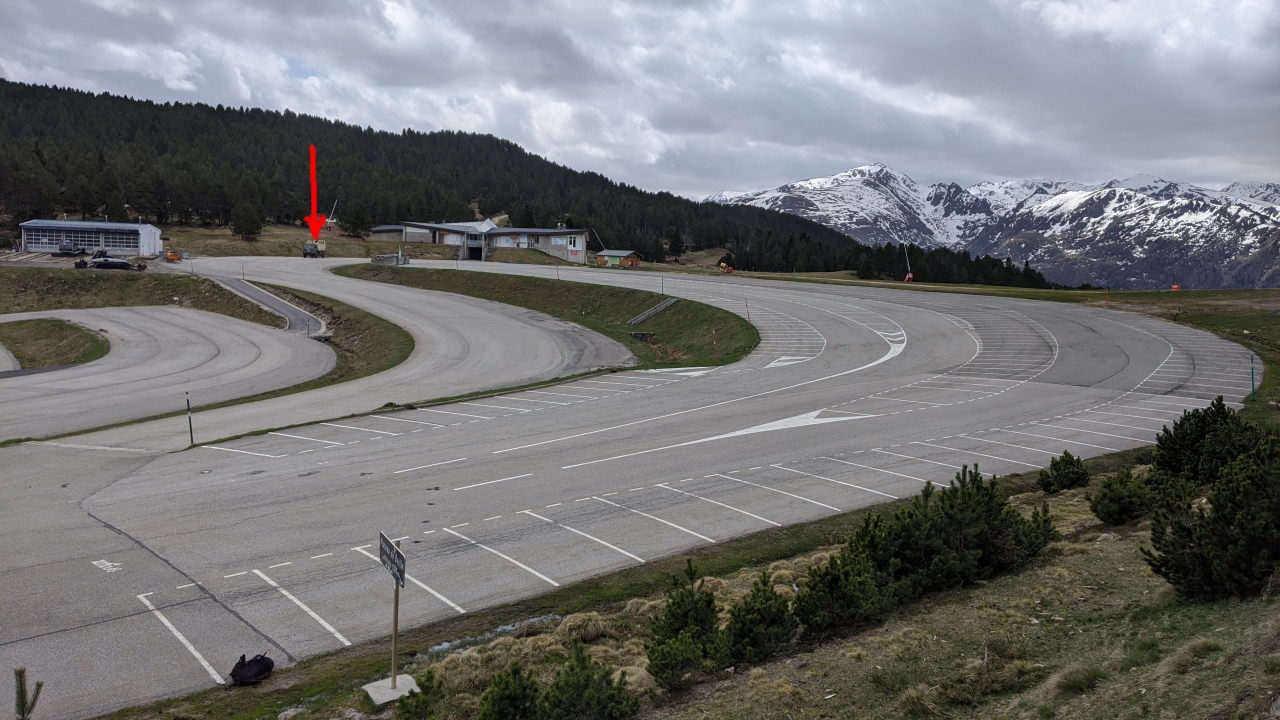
705, 166, 1280, 288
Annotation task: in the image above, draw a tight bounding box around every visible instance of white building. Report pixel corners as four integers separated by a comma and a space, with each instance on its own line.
373, 219, 589, 263
19, 219, 163, 258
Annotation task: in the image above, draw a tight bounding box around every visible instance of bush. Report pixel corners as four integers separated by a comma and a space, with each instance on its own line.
399, 669, 445, 719
1144, 435, 1280, 599
725, 569, 799, 664
478, 661, 540, 720
646, 629, 701, 692
795, 465, 1057, 634
1153, 396, 1259, 484
1089, 469, 1150, 525
648, 559, 720, 651
536, 643, 639, 720
1037, 450, 1089, 493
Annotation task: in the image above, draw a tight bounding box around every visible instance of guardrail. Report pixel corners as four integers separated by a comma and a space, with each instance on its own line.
627, 297, 678, 326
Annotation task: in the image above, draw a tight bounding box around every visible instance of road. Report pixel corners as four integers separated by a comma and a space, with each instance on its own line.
0, 259, 1257, 719
0, 307, 336, 441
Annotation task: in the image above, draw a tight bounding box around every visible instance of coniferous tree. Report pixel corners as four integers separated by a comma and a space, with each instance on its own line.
1037, 450, 1089, 493
478, 661, 540, 720
536, 644, 638, 720
1089, 469, 1150, 526
230, 202, 263, 240
725, 569, 799, 664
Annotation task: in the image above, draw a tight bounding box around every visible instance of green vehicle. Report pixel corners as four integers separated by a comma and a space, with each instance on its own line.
302, 239, 326, 258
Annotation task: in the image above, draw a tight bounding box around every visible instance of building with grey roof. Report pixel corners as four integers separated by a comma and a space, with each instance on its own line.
20, 219, 162, 257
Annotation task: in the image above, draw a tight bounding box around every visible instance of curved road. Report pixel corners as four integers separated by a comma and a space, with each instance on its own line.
0, 259, 1257, 719
0, 307, 336, 441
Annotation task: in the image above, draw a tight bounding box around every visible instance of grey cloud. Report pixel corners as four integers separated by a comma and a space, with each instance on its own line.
1, 0, 1277, 199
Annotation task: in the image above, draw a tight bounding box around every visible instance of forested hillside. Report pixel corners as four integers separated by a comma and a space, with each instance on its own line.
0, 80, 1049, 286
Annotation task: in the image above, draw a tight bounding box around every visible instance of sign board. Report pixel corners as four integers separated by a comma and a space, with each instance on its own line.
551, 237, 567, 246
379, 532, 405, 588
1170, 283, 1181, 291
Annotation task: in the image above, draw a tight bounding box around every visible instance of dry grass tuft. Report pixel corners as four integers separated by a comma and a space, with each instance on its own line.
1043, 663, 1107, 699
613, 666, 657, 695
1155, 638, 1221, 675
558, 612, 619, 644
897, 683, 940, 718
512, 617, 558, 638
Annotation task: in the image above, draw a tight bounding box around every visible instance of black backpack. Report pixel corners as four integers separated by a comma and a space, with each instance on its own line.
229, 653, 274, 685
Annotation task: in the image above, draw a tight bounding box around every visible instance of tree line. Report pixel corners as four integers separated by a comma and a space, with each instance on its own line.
0, 79, 1051, 287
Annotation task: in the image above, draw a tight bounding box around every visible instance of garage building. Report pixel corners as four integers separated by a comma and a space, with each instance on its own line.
375, 219, 589, 263
19, 219, 162, 257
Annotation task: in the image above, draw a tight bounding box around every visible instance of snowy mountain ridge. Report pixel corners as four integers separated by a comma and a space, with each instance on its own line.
704, 165, 1280, 288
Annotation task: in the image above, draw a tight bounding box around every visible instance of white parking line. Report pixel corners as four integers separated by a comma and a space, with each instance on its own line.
415, 408, 493, 419
352, 546, 464, 613
577, 379, 657, 388
454, 473, 532, 491
252, 569, 350, 645
592, 496, 715, 543
820, 457, 929, 483
1067, 417, 1161, 434
657, 483, 781, 526
320, 423, 400, 435
137, 594, 224, 685
441, 528, 559, 586
1083, 410, 1169, 424
707, 473, 840, 512
370, 415, 446, 427
459, 402, 532, 412
1029, 422, 1144, 442
518, 510, 645, 563
772, 465, 898, 498
999, 429, 1118, 452
204, 446, 286, 458
269, 432, 342, 446
959, 435, 1060, 456
910, 441, 1039, 468
502, 396, 571, 405
527, 390, 608, 399
393, 457, 467, 474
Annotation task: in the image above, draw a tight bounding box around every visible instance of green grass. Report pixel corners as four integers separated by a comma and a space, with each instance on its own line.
159, 223, 457, 260
488, 247, 574, 265
0, 266, 284, 328
336, 264, 758, 367
0, 318, 109, 369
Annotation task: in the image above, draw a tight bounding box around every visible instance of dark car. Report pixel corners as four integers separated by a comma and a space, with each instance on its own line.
76, 257, 136, 270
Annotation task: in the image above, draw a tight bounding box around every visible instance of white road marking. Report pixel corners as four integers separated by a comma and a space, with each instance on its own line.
454, 473, 533, 491
311, 553, 332, 559
415, 408, 494, 419
820, 457, 929, 483
1066, 417, 1161, 434
999, 429, 1118, 452
27, 441, 151, 453
959, 435, 1061, 456
252, 569, 350, 645
370, 415, 446, 427
1029, 422, 1143, 442
708, 473, 840, 511
175, 583, 196, 589
320, 423, 400, 435
205, 446, 286, 458
459, 402, 532, 412
352, 547, 464, 613
137, 594, 224, 685
1083, 410, 1168, 424
910, 441, 1040, 468
577, 379, 657, 388
772, 465, 898, 499
393, 457, 467, 474
501, 396, 570, 405
592, 496, 715, 543
269, 432, 341, 446
518, 510, 645, 563
484, 516, 502, 521
495, 340, 905, 455
441, 528, 559, 586
527, 390, 606, 399
872, 448, 965, 469
657, 483, 781, 526
268, 562, 292, 568
224, 571, 248, 578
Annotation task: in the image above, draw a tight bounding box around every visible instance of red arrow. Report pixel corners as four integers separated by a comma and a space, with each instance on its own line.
303, 144, 326, 239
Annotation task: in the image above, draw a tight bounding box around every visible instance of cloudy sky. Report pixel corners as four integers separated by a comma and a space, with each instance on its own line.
2, 0, 1278, 198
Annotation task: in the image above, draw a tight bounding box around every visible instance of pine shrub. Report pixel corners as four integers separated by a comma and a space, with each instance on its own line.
1153, 396, 1258, 484
646, 629, 701, 692
478, 661, 540, 720
399, 668, 445, 720
536, 643, 639, 720
725, 569, 799, 664
1037, 450, 1089, 493
1089, 469, 1150, 525
1144, 436, 1280, 599
795, 465, 1057, 634
648, 559, 720, 651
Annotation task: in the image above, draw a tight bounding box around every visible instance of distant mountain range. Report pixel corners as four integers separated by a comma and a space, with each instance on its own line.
705, 165, 1280, 288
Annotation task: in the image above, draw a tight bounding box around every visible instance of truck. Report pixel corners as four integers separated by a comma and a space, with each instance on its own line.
302, 238, 327, 258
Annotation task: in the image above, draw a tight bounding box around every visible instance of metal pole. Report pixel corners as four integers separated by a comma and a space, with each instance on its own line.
713, 328, 718, 364
661, 276, 664, 295
391, 539, 401, 689
1252, 354, 1256, 402
185, 392, 194, 446
744, 301, 751, 323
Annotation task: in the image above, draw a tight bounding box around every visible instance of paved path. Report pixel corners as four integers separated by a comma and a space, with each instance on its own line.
0, 307, 336, 441
0, 259, 1257, 719
0, 334, 19, 372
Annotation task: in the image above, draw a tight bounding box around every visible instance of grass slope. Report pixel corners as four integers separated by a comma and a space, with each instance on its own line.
488, 247, 574, 265
337, 264, 758, 367
162, 224, 457, 260
0, 318, 109, 368
0, 266, 284, 328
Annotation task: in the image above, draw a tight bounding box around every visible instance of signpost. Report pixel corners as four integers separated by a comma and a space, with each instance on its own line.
378, 532, 406, 688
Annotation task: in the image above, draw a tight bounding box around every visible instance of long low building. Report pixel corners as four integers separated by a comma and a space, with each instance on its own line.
372, 219, 589, 263
19, 219, 163, 257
